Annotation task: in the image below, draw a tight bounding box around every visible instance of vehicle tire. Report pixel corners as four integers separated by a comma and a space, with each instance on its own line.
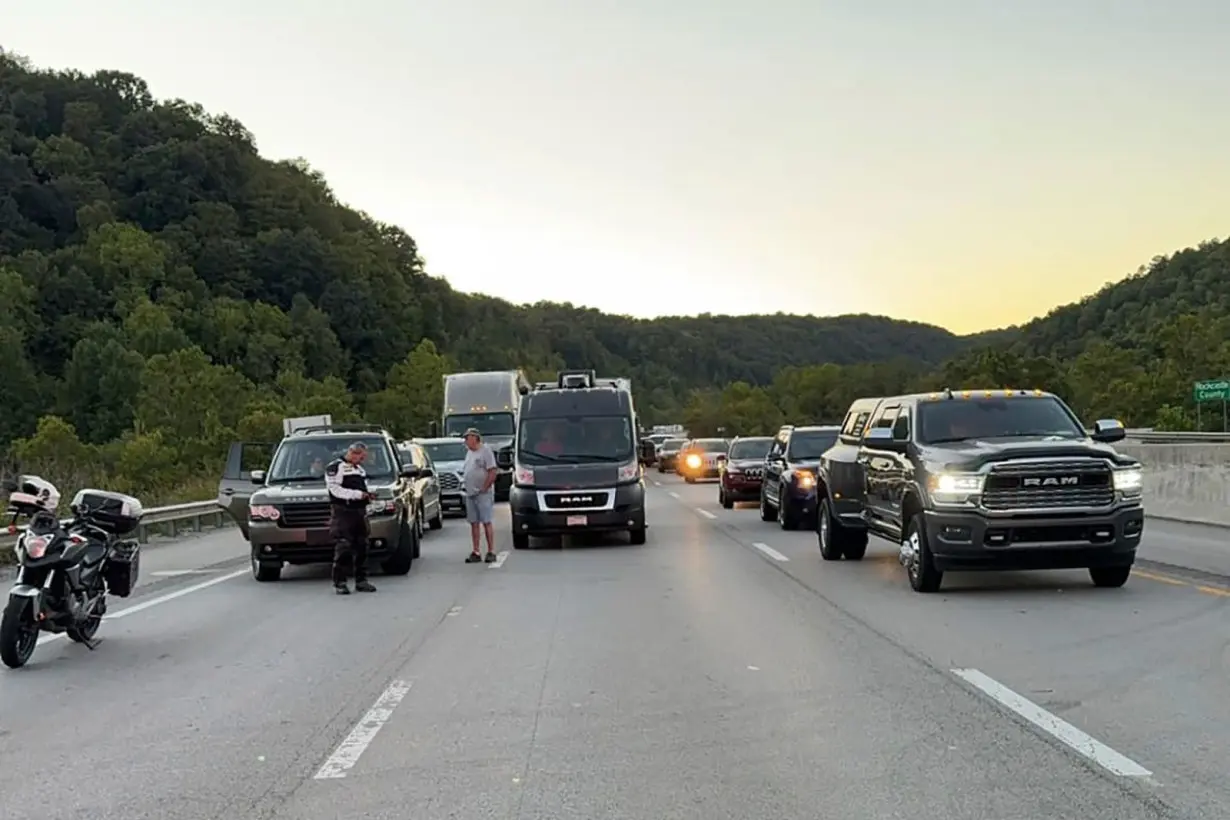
720, 489, 734, 510
629, 528, 647, 545
903, 515, 942, 593
382, 517, 416, 575
67, 596, 105, 644
251, 552, 282, 582
818, 498, 869, 561
428, 505, 443, 530
513, 532, 530, 550
414, 506, 425, 539
777, 484, 799, 530
1089, 566, 1131, 588
759, 487, 776, 522
0, 597, 39, 669
657, 464, 665, 473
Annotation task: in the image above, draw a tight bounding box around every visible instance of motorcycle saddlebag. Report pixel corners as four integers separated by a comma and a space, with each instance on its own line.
104, 540, 140, 598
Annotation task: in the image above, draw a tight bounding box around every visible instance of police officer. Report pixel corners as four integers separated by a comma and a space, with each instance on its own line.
325, 441, 377, 595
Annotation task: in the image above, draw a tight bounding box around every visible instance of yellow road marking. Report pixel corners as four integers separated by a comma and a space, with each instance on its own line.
1132, 569, 1230, 598
1195, 585, 1230, 597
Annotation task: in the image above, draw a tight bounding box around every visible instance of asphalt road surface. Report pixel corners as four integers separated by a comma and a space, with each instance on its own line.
0, 479, 1226, 820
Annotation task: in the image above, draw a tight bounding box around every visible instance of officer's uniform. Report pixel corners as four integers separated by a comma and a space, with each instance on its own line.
325, 457, 374, 593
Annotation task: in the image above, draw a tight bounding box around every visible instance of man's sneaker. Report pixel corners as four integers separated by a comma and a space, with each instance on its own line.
355, 580, 377, 593
484, 551, 497, 563
334, 583, 350, 595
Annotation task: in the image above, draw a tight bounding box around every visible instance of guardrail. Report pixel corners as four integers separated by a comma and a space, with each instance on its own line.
1, 500, 232, 548
1124, 431, 1230, 443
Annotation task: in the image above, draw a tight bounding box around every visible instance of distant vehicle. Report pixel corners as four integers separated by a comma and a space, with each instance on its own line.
510, 371, 646, 548
410, 437, 469, 516
218, 422, 425, 582
394, 440, 444, 533
816, 389, 1143, 593
441, 371, 531, 501
718, 436, 774, 509
656, 438, 688, 473
759, 425, 840, 529
678, 438, 731, 482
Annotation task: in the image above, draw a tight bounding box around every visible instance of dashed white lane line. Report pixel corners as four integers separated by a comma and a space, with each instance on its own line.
652, 480, 661, 486
752, 542, 789, 562
314, 680, 413, 779
488, 550, 509, 568
36, 568, 248, 646
151, 569, 219, 576
696, 509, 717, 520
951, 668, 1152, 777
668, 491, 680, 499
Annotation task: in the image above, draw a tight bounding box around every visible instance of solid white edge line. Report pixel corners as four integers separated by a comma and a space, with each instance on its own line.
314, 679, 413, 779
36, 568, 249, 646
752, 542, 789, 561
696, 509, 717, 519
951, 668, 1152, 777
668, 491, 680, 498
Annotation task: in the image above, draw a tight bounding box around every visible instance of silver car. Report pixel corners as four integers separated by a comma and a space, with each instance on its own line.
412, 437, 469, 516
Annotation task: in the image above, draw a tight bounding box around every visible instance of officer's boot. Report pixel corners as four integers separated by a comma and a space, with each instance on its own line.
354, 577, 377, 593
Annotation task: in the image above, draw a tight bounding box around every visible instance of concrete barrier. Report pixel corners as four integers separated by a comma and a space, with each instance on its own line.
1119, 442, 1230, 528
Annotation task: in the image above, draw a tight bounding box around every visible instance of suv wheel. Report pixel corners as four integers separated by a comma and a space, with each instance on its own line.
777, 484, 799, 530
759, 486, 775, 521
381, 517, 416, 575
251, 551, 282, 582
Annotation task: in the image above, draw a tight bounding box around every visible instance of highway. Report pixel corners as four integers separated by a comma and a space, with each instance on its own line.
1, 478, 1227, 819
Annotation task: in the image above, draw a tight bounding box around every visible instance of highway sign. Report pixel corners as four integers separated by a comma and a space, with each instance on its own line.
1193, 380, 1230, 402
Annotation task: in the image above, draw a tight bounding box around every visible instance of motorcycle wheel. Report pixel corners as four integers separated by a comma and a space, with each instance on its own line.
0, 597, 40, 669
67, 601, 104, 644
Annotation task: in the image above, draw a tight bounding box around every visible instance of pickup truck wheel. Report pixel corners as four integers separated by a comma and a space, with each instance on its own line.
759, 487, 776, 521
1089, 566, 1131, 588
903, 516, 942, 593
817, 499, 842, 561
777, 485, 799, 530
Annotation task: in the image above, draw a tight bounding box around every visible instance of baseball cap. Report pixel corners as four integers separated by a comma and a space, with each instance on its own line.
463, 428, 482, 439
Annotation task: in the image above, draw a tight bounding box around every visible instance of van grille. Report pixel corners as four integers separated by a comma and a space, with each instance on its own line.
542, 492, 611, 510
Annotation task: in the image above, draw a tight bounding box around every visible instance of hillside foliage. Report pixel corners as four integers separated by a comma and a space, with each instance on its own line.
0, 49, 1223, 506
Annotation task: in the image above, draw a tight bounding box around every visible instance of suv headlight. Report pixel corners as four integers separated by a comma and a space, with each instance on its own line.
1113, 467, 1142, 495
794, 469, 816, 489
249, 505, 280, 521
928, 472, 984, 504
366, 499, 396, 515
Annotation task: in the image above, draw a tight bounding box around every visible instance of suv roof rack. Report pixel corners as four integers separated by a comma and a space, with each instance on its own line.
289, 423, 388, 437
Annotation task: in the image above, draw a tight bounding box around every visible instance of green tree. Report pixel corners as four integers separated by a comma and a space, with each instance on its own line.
365, 339, 452, 438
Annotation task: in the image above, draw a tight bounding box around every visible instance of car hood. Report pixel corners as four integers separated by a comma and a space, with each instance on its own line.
529, 463, 625, 489
920, 437, 1136, 471
435, 460, 465, 473
253, 479, 396, 504
727, 458, 767, 470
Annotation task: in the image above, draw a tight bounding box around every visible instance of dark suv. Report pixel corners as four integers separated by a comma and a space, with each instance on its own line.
816, 389, 1144, 593
718, 436, 773, 508
759, 425, 840, 529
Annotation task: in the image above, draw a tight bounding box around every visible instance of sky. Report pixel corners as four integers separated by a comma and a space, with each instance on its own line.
7, 0, 1230, 334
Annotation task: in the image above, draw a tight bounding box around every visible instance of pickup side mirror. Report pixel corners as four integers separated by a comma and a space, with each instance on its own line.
1091, 419, 1126, 443
249, 470, 266, 484
399, 465, 420, 479
419, 466, 434, 478
864, 428, 906, 451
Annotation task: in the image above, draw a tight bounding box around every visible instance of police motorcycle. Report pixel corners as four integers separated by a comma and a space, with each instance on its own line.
0, 475, 143, 669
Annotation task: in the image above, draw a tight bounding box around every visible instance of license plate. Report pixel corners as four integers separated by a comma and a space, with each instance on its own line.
306, 530, 333, 546
566, 515, 588, 527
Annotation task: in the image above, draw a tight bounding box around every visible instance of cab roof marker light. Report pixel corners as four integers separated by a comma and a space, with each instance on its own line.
960, 390, 971, 399
1034, 389, 1043, 396
929, 392, 939, 399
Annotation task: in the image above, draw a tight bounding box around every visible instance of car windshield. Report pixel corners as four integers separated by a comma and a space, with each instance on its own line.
267, 437, 393, 483
729, 438, 773, 459
443, 413, 515, 437
787, 431, 839, 460
659, 439, 686, 452
693, 439, 730, 453
518, 416, 635, 465
421, 441, 467, 463
917, 396, 1084, 443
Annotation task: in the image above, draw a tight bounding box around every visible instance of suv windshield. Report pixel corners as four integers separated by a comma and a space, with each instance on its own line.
518, 416, 634, 465
917, 396, 1084, 443
421, 441, 467, 463
444, 413, 515, 437
729, 438, 773, 459
659, 439, 686, 452
693, 439, 730, 453
787, 431, 839, 460
267, 436, 393, 483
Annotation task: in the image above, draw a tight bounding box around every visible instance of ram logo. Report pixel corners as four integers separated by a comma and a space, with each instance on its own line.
1022, 476, 1079, 487
558, 496, 594, 503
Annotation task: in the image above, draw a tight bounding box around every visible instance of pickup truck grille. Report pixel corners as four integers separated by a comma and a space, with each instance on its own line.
982, 460, 1114, 510
438, 473, 461, 492
279, 502, 332, 528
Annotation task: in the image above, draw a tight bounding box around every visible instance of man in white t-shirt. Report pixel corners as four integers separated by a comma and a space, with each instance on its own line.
461, 428, 498, 563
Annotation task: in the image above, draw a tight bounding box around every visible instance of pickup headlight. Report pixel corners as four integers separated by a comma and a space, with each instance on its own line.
928, 472, 984, 504
1113, 467, 1143, 494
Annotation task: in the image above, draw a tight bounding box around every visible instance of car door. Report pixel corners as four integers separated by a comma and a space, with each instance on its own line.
764, 433, 788, 503
883, 405, 914, 529
413, 444, 441, 517
859, 403, 900, 528
217, 441, 276, 538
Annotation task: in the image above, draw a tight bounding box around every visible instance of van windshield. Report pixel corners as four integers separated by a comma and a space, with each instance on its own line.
518, 416, 635, 465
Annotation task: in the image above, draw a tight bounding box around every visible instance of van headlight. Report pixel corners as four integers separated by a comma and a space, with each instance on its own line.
1113, 467, 1142, 495
927, 472, 983, 504
617, 462, 640, 481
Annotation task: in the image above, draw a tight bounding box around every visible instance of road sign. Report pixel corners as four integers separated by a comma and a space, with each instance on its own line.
1193, 380, 1230, 402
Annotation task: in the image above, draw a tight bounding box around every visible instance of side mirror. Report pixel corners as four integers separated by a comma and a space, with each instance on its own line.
1091, 419, 1126, 443
249, 470, 266, 484
865, 428, 905, 451
399, 465, 420, 479
419, 467, 434, 478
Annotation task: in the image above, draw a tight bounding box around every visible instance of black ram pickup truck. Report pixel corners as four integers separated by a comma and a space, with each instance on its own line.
815, 389, 1145, 593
